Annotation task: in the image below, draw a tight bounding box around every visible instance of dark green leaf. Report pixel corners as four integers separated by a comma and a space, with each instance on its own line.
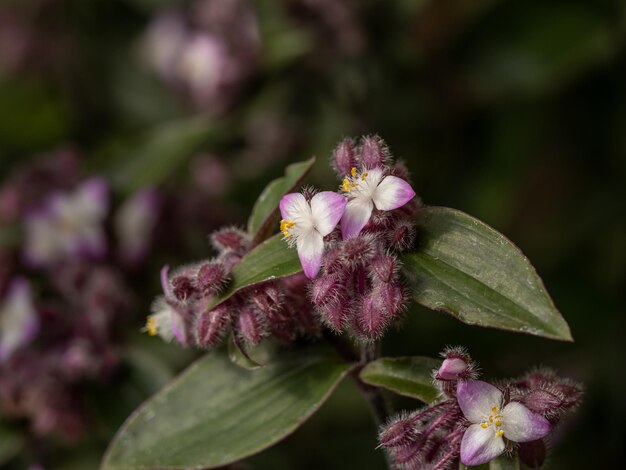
403, 207, 572, 341
206, 233, 302, 310
489, 454, 520, 470
359, 356, 440, 403
228, 334, 263, 370
0, 423, 23, 466
247, 157, 315, 244
101, 346, 352, 470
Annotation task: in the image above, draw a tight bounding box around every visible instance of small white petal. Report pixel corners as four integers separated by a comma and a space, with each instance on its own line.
340, 197, 374, 239
461, 424, 506, 466
372, 175, 415, 211
501, 402, 551, 442
279, 193, 311, 222
457, 380, 504, 423
296, 229, 324, 279
310, 191, 347, 236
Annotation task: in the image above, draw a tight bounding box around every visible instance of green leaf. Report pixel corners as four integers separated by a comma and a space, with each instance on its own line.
0, 423, 23, 466
206, 233, 302, 311
359, 356, 440, 403
247, 157, 315, 244
228, 335, 263, 370
101, 346, 352, 470
93, 116, 222, 193
489, 455, 520, 470
403, 207, 572, 341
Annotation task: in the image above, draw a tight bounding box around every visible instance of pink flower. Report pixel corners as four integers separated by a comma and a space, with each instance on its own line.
279, 191, 347, 279
340, 166, 415, 239
0, 278, 38, 361
457, 380, 551, 466
23, 178, 109, 267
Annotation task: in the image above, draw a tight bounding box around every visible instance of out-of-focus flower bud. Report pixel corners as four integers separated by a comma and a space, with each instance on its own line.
237, 308, 265, 345
196, 261, 226, 297
360, 135, 389, 169
171, 275, 197, 302
333, 138, 357, 176
211, 226, 249, 255
195, 304, 230, 348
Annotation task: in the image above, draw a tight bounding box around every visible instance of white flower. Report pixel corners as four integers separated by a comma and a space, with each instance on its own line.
457, 380, 551, 466
340, 166, 415, 239
23, 178, 108, 267
0, 278, 38, 361
279, 191, 347, 279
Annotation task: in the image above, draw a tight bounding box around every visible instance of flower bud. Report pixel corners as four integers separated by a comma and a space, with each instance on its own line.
210, 227, 250, 255
379, 416, 417, 449
196, 261, 226, 296
438, 358, 468, 381
387, 219, 416, 252
237, 308, 265, 345
360, 135, 389, 169
171, 275, 197, 302
250, 283, 282, 317
310, 275, 344, 307
370, 255, 399, 284
195, 304, 230, 348
317, 298, 348, 331
340, 234, 377, 268
358, 292, 390, 339
333, 138, 357, 176
379, 283, 406, 318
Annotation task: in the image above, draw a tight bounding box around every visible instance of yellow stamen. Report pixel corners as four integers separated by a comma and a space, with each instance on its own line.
145, 317, 157, 336
342, 178, 352, 192
495, 420, 502, 427
280, 220, 295, 238
350, 167, 357, 177
361, 171, 368, 180
481, 423, 489, 429
491, 406, 500, 413
496, 430, 504, 437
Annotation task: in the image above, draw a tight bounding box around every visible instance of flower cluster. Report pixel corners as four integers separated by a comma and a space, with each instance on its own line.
145, 227, 319, 351
380, 348, 582, 469
142, 0, 260, 113
281, 136, 418, 340
0, 150, 155, 439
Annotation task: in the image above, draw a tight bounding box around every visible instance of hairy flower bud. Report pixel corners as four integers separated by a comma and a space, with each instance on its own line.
250, 283, 282, 317
171, 275, 197, 302
195, 304, 230, 348
379, 283, 406, 318
310, 275, 344, 307
333, 138, 357, 176
340, 234, 377, 268
360, 135, 389, 169
237, 308, 265, 345
387, 219, 416, 252
196, 261, 226, 297
317, 298, 348, 331
211, 227, 249, 255
370, 255, 399, 284
358, 292, 390, 339
438, 358, 468, 381
379, 415, 418, 448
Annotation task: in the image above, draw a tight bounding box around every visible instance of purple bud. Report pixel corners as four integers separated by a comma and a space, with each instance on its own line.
379, 416, 417, 449
358, 292, 390, 339
317, 298, 347, 331
387, 219, 416, 252
321, 247, 344, 274
196, 261, 226, 296
360, 135, 389, 169
518, 439, 547, 469
237, 308, 264, 345
333, 138, 357, 176
379, 283, 406, 318
370, 255, 399, 284
438, 358, 468, 381
195, 304, 230, 348
340, 234, 377, 268
211, 227, 250, 255
171, 275, 197, 302
218, 250, 243, 272
310, 275, 344, 307
250, 283, 283, 317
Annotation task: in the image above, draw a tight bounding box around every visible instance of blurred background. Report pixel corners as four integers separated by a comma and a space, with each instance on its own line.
0, 0, 624, 468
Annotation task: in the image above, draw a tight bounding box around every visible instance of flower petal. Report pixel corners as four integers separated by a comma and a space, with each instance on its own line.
501, 402, 551, 442
310, 191, 347, 236
296, 229, 324, 279
372, 175, 415, 211
76, 177, 109, 219
279, 192, 311, 222
0, 279, 39, 362
340, 197, 374, 239
457, 380, 503, 423
460, 423, 506, 466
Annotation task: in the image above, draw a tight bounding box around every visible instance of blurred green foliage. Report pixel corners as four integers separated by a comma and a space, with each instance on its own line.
1, 0, 624, 468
